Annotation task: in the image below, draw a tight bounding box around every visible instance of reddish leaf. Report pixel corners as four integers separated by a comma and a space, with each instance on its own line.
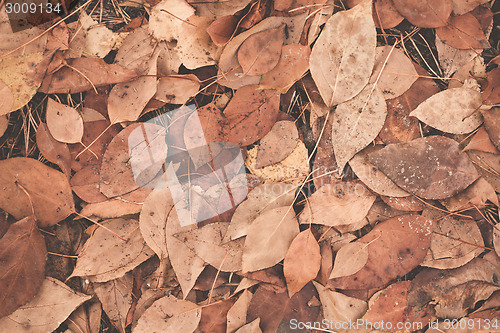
480, 107, 500, 150
368, 136, 479, 199
206, 15, 239, 46
70, 165, 107, 203
196, 298, 236, 333
0, 216, 46, 318
36, 122, 72, 177
436, 13, 489, 49
392, 0, 451, 28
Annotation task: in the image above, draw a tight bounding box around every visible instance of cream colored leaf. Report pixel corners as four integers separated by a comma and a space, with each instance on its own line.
140, 188, 171, 260
410, 87, 482, 134
133, 295, 201, 333
329, 242, 369, 279
370, 46, 418, 99
309, 0, 376, 106
227, 290, 253, 333
299, 182, 376, 232
313, 281, 367, 324
0, 277, 91, 333
242, 206, 300, 272
70, 218, 155, 282
84, 25, 125, 58
235, 318, 262, 333
224, 183, 296, 243
154, 75, 200, 104
46, 98, 84, 144
283, 229, 321, 297
0, 79, 13, 116
256, 120, 299, 168
331, 83, 387, 170
0, 114, 8, 137
115, 26, 157, 74
80, 199, 142, 219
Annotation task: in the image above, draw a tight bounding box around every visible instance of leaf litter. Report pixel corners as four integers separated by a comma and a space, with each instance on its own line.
0, 0, 499, 332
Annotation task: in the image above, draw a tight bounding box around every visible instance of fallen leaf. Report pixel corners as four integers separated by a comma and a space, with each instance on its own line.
65, 299, 102, 333
100, 123, 167, 198
224, 85, 281, 146
69, 218, 154, 282
309, 0, 376, 106
188, 0, 252, 19
349, 145, 409, 197
392, 0, 452, 28
0, 79, 14, 115
466, 150, 500, 192
331, 84, 387, 170
368, 136, 480, 199
133, 295, 201, 333
93, 273, 134, 333
0, 277, 91, 333
313, 281, 367, 326
46, 98, 84, 144
283, 229, 321, 297
328, 214, 433, 290
435, 34, 477, 78
441, 177, 499, 211
227, 290, 253, 333
206, 15, 239, 46
235, 318, 262, 333
463, 126, 500, 154
196, 298, 236, 332
39, 57, 137, 94
329, 242, 369, 279
114, 26, 157, 74
347, 0, 404, 29
242, 206, 300, 272
256, 120, 299, 168
36, 122, 72, 177
436, 13, 489, 49
0, 216, 46, 318
224, 183, 296, 243
482, 69, 500, 106
0, 157, 75, 227
0, 52, 50, 114
154, 74, 200, 104
174, 222, 243, 272
451, 0, 489, 15
370, 46, 418, 99
259, 44, 311, 92
407, 258, 500, 318
380, 195, 426, 211
237, 25, 285, 76
299, 182, 376, 232
480, 107, 500, 149
80, 199, 142, 218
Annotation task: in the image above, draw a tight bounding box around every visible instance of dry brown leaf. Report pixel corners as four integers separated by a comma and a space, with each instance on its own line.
0, 157, 75, 227
256, 120, 299, 168
224, 183, 296, 243
71, 165, 107, 203
328, 214, 433, 290
408, 258, 500, 318
0, 25, 47, 55
370, 46, 418, 99
0, 79, 13, 115
218, 15, 306, 89
283, 229, 321, 297
309, 0, 376, 107
331, 84, 387, 170
65, 299, 102, 333
237, 25, 285, 76
46, 98, 84, 144
206, 15, 239, 46
114, 26, 157, 74
392, 0, 451, 28
69, 218, 154, 283
242, 206, 300, 272
313, 281, 367, 326
381, 195, 426, 212
174, 222, 243, 272
329, 242, 369, 279
463, 126, 500, 154
197, 298, 236, 332
154, 74, 200, 104
107, 51, 159, 124
349, 145, 409, 197
39, 57, 137, 94
441, 177, 499, 211
368, 136, 480, 199
224, 85, 280, 146
36, 122, 72, 177
435, 34, 477, 78
234, 318, 262, 333
259, 44, 311, 92
0, 277, 91, 333
0, 216, 46, 318
421, 212, 484, 269
436, 13, 489, 49
451, 0, 489, 15
299, 182, 376, 232
80, 199, 142, 218
227, 290, 253, 333
0, 52, 50, 114
466, 150, 500, 192
93, 274, 134, 333
188, 0, 251, 19
481, 107, 500, 150
100, 123, 167, 198
133, 295, 201, 333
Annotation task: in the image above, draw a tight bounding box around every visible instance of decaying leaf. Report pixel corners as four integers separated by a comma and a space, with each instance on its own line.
463, 126, 500, 154
441, 177, 499, 211
451, 0, 489, 15
46, 98, 84, 144
36, 122, 72, 177
309, 0, 376, 106
368, 136, 479, 199
328, 215, 433, 290
481, 107, 500, 149
227, 290, 253, 333
0, 216, 46, 318
234, 318, 262, 333
114, 26, 157, 74
80, 198, 143, 218
392, 0, 452, 28
299, 182, 376, 232
331, 83, 387, 170
436, 13, 489, 49
329, 242, 369, 279
242, 206, 300, 272
0, 157, 75, 227
283, 229, 321, 297
255, 120, 299, 168
0, 277, 91, 333
69, 218, 154, 282
134, 295, 201, 333
206, 15, 239, 46
154, 74, 200, 104
0, 79, 14, 116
